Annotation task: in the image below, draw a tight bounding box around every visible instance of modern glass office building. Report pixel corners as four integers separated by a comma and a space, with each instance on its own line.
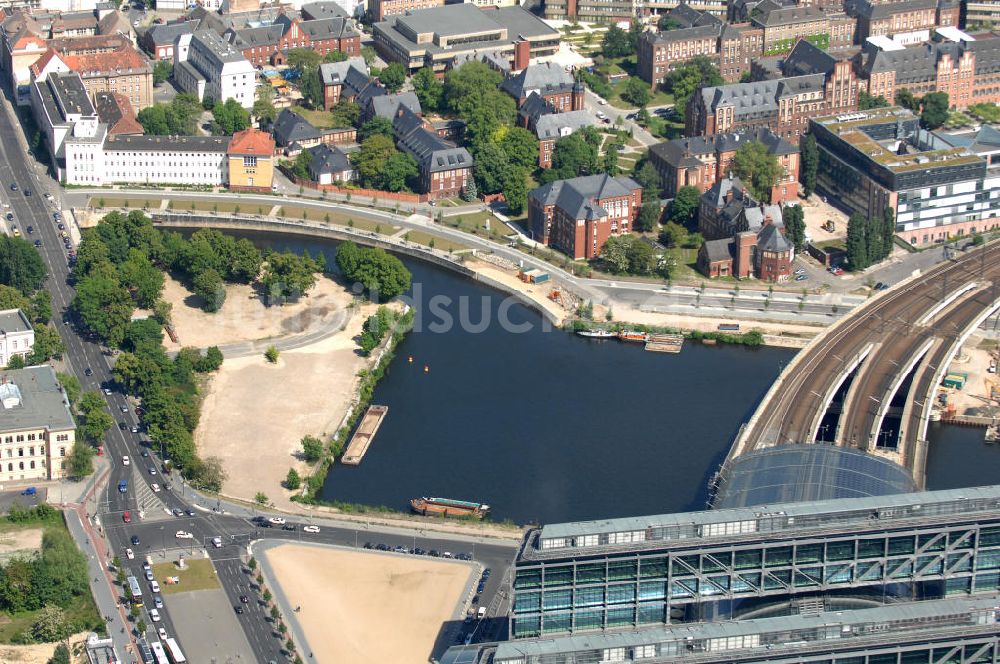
510, 486, 1000, 639
442, 595, 1000, 664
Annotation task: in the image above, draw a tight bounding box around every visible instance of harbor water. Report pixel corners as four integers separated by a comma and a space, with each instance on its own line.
238, 232, 996, 525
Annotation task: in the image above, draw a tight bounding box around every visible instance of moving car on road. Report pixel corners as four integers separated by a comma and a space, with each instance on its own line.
268, 517, 285, 525
122, 455, 129, 466
303, 525, 320, 533
125, 548, 134, 559
175, 531, 193, 539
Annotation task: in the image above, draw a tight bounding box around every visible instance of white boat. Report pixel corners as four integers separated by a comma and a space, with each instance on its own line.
576, 329, 616, 338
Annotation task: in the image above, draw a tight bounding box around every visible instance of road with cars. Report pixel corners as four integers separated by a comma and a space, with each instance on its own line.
0, 91, 516, 662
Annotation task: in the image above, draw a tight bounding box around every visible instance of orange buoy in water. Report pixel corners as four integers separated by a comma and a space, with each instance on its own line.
424, 365, 429, 373
408, 356, 413, 363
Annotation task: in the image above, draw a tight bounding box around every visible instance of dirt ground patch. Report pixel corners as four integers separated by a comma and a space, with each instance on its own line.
0, 528, 41, 560
261, 544, 472, 664
800, 192, 848, 243
160, 274, 347, 350
194, 296, 377, 507
945, 335, 1000, 417
0, 631, 89, 663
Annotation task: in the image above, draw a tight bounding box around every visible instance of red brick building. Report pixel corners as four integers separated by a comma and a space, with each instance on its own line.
528, 174, 642, 260
227, 14, 360, 68
648, 127, 800, 202
854, 0, 957, 43
687, 39, 862, 139
501, 62, 584, 111
368, 0, 444, 22
318, 57, 371, 111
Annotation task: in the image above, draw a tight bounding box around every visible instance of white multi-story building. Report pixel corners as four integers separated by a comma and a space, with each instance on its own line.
0, 365, 75, 483
66, 133, 230, 186
29, 69, 101, 181
174, 30, 255, 110
0, 310, 33, 368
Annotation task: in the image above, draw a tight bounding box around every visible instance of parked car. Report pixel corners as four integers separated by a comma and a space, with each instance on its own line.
131, 535, 140, 546
125, 547, 134, 559
149, 609, 160, 622
795, 274, 808, 281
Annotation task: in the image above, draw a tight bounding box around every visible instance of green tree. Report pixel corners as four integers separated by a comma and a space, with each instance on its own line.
601, 24, 632, 57
658, 221, 688, 248
212, 98, 251, 136
663, 56, 723, 121
411, 67, 443, 111
29, 324, 65, 364
285, 468, 301, 490
264, 346, 280, 363
800, 133, 818, 197
300, 435, 324, 463
152, 60, 172, 86
192, 268, 226, 312
359, 116, 394, 141
379, 63, 406, 92
882, 206, 896, 258
324, 50, 348, 63
329, 99, 360, 128
621, 78, 651, 107
783, 203, 806, 250
335, 242, 412, 300
634, 162, 662, 201
731, 141, 782, 202
499, 127, 539, 172
31, 289, 52, 324
72, 271, 133, 347
668, 185, 700, 228
658, 15, 682, 30
68, 441, 94, 477
253, 84, 277, 124
503, 169, 529, 216
541, 133, 599, 183
56, 372, 81, 406
30, 605, 70, 642
0, 284, 29, 312
473, 142, 511, 194
117, 249, 164, 308
859, 90, 888, 110
287, 48, 322, 72
260, 251, 319, 299
352, 134, 397, 188
604, 145, 620, 176
381, 152, 419, 192
0, 235, 47, 292
634, 201, 661, 232
895, 88, 920, 112
920, 91, 949, 129
846, 211, 869, 271
254, 492, 269, 506
48, 643, 71, 664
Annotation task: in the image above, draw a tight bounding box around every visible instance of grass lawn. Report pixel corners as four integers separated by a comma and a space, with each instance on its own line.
0, 594, 101, 643
277, 206, 383, 232
403, 230, 467, 253
815, 239, 847, 251
88, 196, 160, 210
153, 558, 220, 595
439, 211, 514, 243
292, 106, 337, 129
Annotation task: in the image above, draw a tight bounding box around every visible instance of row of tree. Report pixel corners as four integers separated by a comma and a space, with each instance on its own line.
846, 208, 896, 271
334, 241, 411, 301
0, 236, 64, 369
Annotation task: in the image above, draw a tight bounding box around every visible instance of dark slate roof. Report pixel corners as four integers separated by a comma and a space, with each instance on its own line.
703, 237, 735, 262
781, 38, 838, 77
702, 77, 829, 115
646, 22, 722, 45
370, 91, 421, 119
666, 2, 704, 27
534, 110, 596, 140
355, 79, 387, 108
229, 23, 283, 48
318, 57, 370, 98
528, 174, 641, 220
105, 134, 229, 152
301, 2, 351, 20
757, 222, 790, 252
858, 0, 936, 19
940, 125, 1000, 152
856, 39, 1000, 82
393, 106, 472, 173
518, 92, 555, 126
145, 21, 195, 46
500, 62, 574, 100
298, 17, 357, 40
650, 127, 798, 169
308, 143, 352, 177
273, 109, 321, 146
752, 2, 824, 27
702, 175, 748, 208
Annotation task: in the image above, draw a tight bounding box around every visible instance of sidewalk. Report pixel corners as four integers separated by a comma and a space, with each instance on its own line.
63, 463, 137, 663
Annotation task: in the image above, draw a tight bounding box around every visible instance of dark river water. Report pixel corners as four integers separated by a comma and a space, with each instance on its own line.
238, 231, 998, 525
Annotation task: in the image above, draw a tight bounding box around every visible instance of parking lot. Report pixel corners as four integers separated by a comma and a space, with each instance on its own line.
162, 588, 255, 662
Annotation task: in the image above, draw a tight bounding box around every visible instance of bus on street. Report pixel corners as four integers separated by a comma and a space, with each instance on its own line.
127, 575, 143, 606
164, 637, 187, 663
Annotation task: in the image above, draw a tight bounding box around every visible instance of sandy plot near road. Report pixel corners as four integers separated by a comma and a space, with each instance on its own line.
194, 297, 377, 506
0, 631, 89, 663
0, 528, 42, 556
160, 274, 346, 350
262, 544, 472, 664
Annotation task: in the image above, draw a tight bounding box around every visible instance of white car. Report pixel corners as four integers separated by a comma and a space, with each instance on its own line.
150, 580, 160, 593
175, 530, 193, 539
145, 569, 154, 581
268, 517, 286, 525
149, 608, 161, 622
125, 547, 135, 560
122, 455, 130, 466
103, 388, 112, 395
303, 525, 320, 534
151, 483, 161, 492
158, 627, 167, 640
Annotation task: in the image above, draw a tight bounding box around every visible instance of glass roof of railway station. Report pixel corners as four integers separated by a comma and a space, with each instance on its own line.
712, 444, 917, 509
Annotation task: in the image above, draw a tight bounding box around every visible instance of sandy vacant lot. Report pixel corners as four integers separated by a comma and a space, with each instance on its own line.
0, 528, 41, 558
161, 274, 348, 350
195, 300, 376, 506
0, 631, 89, 663
262, 544, 472, 664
